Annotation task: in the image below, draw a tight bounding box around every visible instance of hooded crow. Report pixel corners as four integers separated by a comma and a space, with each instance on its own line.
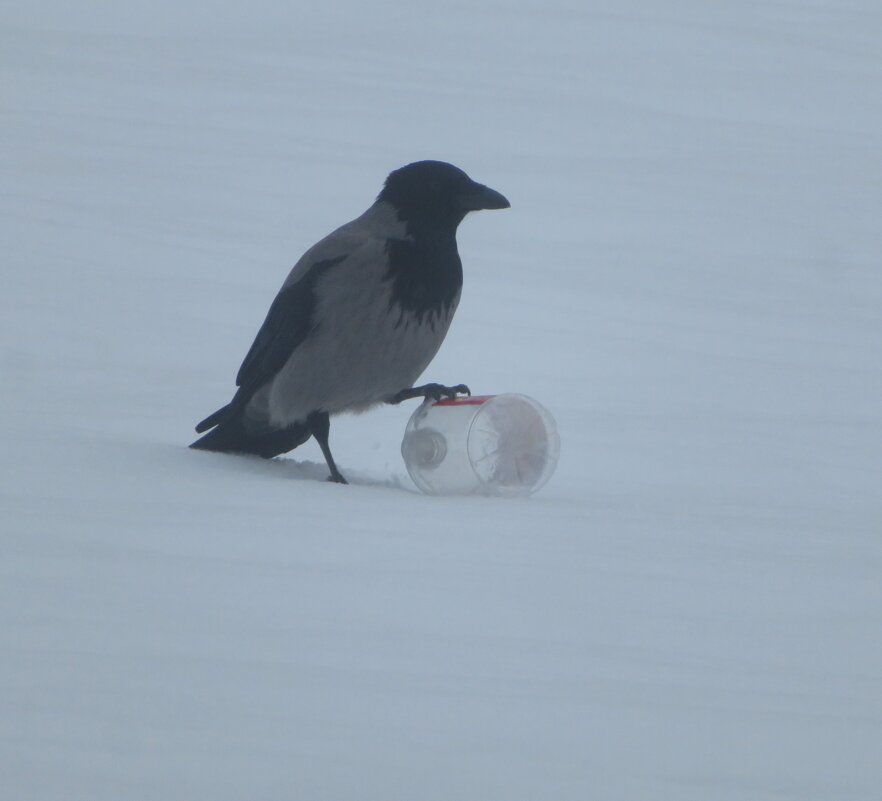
190, 160, 510, 483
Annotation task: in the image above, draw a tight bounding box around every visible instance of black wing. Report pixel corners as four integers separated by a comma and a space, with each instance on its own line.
194, 254, 349, 435
235, 255, 347, 392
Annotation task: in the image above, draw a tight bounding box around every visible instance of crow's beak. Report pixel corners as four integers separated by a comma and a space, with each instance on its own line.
459, 181, 511, 212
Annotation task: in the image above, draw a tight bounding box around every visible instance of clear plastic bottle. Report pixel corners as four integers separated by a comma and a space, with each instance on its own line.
400, 394, 560, 496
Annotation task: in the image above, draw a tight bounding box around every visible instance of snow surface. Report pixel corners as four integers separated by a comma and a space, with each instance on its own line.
2, 2, 881, 799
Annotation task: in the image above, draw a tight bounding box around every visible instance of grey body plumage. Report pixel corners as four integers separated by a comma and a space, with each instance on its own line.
191, 160, 510, 483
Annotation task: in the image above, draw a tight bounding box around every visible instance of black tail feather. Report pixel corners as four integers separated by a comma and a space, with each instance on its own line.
190, 410, 311, 459
195, 404, 230, 434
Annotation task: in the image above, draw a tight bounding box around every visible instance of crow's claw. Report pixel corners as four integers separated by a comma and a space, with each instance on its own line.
387, 382, 471, 405
446, 384, 471, 399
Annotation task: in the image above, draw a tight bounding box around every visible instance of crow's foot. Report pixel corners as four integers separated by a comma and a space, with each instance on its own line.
387, 383, 471, 405
307, 410, 348, 485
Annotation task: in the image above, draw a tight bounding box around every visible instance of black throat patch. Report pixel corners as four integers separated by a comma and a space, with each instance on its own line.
384, 231, 463, 326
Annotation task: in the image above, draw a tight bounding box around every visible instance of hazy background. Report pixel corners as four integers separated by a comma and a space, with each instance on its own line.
2, 2, 881, 799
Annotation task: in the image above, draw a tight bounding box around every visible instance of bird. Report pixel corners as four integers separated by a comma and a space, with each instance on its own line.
190, 160, 510, 484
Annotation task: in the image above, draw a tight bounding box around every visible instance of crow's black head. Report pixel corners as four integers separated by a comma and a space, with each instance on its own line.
378, 160, 509, 229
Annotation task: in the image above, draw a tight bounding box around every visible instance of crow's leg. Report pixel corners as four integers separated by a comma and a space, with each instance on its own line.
387, 383, 471, 405
307, 411, 348, 484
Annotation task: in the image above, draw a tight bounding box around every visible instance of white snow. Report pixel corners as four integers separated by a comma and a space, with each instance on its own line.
2, 2, 881, 799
